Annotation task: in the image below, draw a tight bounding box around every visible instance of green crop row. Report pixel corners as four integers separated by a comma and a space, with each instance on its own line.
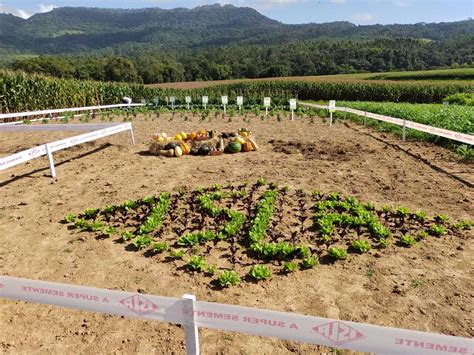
2, 69, 473, 113
339, 101, 474, 136
368, 68, 474, 81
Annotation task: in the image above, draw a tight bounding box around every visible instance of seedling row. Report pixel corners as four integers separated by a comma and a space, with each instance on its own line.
64, 180, 472, 288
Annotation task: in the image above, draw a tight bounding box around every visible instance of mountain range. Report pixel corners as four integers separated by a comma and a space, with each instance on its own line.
1, 4, 473, 55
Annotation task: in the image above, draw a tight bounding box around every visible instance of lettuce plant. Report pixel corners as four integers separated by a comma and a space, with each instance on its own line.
351, 240, 371, 253
328, 247, 348, 259
248, 265, 271, 280
300, 256, 319, 269
400, 235, 416, 247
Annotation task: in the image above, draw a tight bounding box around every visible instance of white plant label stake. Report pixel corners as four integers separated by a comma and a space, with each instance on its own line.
289, 99, 297, 121
202, 96, 208, 110
264, 97, 271, 117
185, 96, 192, 110
237, 96, 243, 112
169, 96, 176, 110
329, 100, 336, 126
221, 96, 228, 114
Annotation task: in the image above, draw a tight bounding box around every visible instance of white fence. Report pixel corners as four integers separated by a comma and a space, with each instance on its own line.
0, 123, 135, 178
0, 276, 472, 355
299, 102, 474, 145
0, 103, 144, 124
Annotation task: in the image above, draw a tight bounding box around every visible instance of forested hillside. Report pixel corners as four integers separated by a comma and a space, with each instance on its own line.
1, 4, 473, 83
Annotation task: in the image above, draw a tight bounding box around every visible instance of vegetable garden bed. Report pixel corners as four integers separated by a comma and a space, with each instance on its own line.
64, 180, 471, 288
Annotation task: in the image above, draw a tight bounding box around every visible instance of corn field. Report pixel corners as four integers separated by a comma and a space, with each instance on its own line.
1, 70, 473, 113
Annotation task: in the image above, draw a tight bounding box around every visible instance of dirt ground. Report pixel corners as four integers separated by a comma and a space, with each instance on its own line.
0, 112, 473, 354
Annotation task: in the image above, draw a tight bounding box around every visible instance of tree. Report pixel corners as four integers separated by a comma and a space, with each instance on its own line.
104, 57, 140, 83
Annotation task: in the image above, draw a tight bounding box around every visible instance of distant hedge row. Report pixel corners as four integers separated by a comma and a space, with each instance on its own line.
1, 70, 473, 112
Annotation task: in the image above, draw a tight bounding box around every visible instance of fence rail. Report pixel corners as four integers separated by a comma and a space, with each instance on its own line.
0, 122, 134, 177
0, 103, 144, 123
0, 276, 472, 355
299, 102, 474, 145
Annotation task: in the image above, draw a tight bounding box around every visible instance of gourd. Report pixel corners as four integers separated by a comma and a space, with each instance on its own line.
179, 141, 191, 155
235, 136, 246, 145
242, 141, 253, 152
159, 149, 174, 157
248, 137, 259, 151
174, 146, 183, 157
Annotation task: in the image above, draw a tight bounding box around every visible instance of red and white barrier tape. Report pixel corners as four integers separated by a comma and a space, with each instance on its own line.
0, 276, 472, 354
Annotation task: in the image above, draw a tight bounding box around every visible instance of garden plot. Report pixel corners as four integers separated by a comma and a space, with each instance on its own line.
0, 112, 472, 354
64, 180, 471, 287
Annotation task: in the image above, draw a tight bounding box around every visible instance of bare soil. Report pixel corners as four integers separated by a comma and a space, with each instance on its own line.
0, 112, 473, 354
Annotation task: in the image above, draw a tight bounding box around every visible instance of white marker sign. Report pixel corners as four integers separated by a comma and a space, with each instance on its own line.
153, 97, 159, 105
328, 100, 336, 126
236, 96, 243, 106
264, 97, 271, 107
221, 96, 228, 105
169, 96, 176, 103
289, 99, 297, 110
202, 96, 209, 104
185, 96, 192, 104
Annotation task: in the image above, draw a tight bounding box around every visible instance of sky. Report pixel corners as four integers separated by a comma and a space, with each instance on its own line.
1, 0, 472, 25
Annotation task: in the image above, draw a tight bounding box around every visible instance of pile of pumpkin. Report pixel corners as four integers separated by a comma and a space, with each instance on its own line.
149, 128, 259, 157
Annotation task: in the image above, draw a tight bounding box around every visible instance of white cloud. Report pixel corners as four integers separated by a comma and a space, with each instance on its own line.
0, 3, 32, 19
38, 4, 57, 13
353, 12, 374, 22
0, 3, 56, 19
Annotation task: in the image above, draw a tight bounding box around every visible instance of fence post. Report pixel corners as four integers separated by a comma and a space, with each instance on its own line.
329, 111, 333, 126
129, 124, 136, 145
402, 119, 406, 142
182, 294, 200, 355
45, 144, 56, 178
